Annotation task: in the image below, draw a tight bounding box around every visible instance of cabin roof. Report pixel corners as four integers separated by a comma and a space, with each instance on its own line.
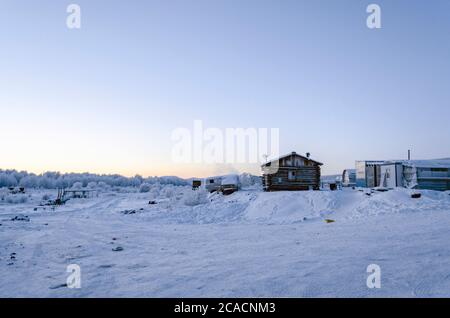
261, 152, 323, 167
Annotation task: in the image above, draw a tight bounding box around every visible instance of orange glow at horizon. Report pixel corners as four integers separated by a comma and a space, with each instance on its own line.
0, 160, 262, 179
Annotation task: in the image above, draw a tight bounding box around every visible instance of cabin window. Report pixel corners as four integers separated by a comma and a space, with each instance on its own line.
288, 171, 296, 180
209, 179, 214, 184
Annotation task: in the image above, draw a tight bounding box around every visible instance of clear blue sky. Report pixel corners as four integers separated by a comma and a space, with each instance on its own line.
1, 0, 449, 177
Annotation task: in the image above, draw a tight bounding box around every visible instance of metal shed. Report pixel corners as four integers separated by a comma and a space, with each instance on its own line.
403, 160, 450, 191
355, 160, 384, 188
356, 159, 450, 191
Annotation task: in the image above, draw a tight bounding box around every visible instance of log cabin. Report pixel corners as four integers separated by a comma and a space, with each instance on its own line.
261, 152, 323, 191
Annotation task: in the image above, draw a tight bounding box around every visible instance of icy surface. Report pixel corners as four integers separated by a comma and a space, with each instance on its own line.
1, 187, 450, 297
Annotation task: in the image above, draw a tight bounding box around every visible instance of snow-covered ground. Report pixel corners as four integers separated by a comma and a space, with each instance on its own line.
1, 186, 450, 297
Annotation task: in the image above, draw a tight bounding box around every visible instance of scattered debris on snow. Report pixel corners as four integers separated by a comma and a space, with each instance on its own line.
10, 215, 30, 222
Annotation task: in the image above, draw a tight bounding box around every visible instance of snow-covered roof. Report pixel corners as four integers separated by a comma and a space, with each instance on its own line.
356, 160, 386, 165
402, 159, 450, 169
359, 159, 450, 169
204, 174, 241, 184
262, 152, 323, 167
205, 175, 222, 181
221, 174, 239, 185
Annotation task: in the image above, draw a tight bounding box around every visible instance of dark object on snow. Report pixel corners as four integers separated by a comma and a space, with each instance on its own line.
43, 189, 68, 206
365, 193, 371, 196
329, 183, 337, 191
148, 200, 157, 205
325, 219, 335, 224
8, 187, 25, 194
112, 246, 124, 252
192, 180, 202, 190
63, 189, 96, 200
121, 209, 136, 215
376, 188, 389, 192
411, 193, 422, 199
222, 187, 238, 195
11, 215, 30, 222
49, 283, 67, 290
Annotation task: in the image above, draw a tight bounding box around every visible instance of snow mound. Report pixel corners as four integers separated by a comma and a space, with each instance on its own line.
137, 187, 450, 225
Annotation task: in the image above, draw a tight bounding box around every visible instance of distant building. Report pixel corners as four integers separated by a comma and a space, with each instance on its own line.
342, 169, 356, 187
403, 160, 450, 191
378, 161, 404, 188
356, 159, 450, 191
261, 152, 323, 191
220, 175, 240, 195
204, 174, 241, 194
192, 179, 202, 190
355, 160, 385, 188
205, 176, 222, 193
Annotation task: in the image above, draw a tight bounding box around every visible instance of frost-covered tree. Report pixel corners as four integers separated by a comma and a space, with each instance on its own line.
139, 183, 151, 193
19, 175, 39, 188
71, 182, 83, 190
0, 169, 189, 189
0, 173, 18, 187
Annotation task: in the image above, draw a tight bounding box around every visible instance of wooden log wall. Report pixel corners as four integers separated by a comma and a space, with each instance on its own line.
262, 166, 321, 191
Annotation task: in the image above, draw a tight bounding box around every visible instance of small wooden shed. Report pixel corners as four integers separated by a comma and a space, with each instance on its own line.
261, 152, 323, 191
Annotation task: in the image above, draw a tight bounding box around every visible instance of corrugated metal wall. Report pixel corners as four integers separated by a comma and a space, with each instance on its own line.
416, 167, 450, 191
